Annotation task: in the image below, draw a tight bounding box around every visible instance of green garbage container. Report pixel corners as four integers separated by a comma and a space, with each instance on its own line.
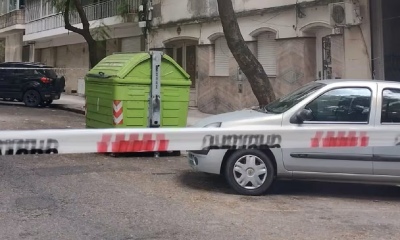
84, 52, 192, 129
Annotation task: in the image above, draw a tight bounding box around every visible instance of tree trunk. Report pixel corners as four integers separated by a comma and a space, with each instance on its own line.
216, 0, 276, 106
63, 0, 102, 69
85, 37, 100, 68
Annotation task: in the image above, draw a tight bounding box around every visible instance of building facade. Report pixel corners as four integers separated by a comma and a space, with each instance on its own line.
148, 0, 375, 113
0, 0, 25, 62
22, 0, 143, 94
0, 0, 397, 114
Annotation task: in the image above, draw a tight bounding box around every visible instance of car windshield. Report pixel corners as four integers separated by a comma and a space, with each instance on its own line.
263, 82, 326, 114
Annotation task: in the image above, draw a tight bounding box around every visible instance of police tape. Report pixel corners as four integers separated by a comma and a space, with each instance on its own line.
0, 126, 397, 156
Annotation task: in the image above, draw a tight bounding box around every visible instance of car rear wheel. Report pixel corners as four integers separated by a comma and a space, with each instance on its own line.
23, 90, 42, 107
224, 150, 275, 196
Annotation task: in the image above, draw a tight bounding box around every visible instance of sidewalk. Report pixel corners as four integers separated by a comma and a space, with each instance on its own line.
53, 94, 213, 126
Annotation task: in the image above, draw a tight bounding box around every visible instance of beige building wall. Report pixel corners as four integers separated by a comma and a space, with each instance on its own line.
197, 42, 262, 114
40, 43, 89, 94
343, 0, 372, 79
274, 37, 316, 98
4, 32, 23, 62
36, 35, 142, 94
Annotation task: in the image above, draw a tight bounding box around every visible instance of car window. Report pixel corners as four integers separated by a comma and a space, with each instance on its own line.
38, 68, 58, 78
381, 88, 400, 123
305, 87, 372, 123
263, 82, 326, 114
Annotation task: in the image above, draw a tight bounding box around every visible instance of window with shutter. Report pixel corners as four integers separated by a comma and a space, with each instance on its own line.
214, 37, 230, 76
257, 32, 277, 76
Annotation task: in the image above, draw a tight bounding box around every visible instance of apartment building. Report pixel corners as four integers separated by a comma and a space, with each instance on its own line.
0, 0, 25, 62
147, 0, 379, 113
21, 0, 144, 94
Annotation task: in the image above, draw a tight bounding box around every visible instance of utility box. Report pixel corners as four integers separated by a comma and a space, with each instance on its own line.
84, 51, 192, 129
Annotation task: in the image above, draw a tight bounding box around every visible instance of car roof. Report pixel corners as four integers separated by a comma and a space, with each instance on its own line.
315, 79, 400, 85
0, 62, 53, 68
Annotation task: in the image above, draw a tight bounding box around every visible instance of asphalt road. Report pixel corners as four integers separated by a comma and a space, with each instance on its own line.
1, 102, 400, 239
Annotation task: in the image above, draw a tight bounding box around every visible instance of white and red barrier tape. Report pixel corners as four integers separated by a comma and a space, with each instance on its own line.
0, 126, 398, 156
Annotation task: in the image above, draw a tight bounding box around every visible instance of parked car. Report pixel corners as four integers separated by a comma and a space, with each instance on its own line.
0, 62, 65, 107
188, 79, 400, 196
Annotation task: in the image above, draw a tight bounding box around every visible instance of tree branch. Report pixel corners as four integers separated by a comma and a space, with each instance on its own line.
72, 0, 90, 30
63, 0, 84, 35
60, 0, 98, 68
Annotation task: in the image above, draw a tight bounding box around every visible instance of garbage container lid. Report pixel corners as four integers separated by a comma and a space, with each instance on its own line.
86, 52, 190, 80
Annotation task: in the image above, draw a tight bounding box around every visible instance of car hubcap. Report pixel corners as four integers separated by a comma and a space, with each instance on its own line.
27, 93, 37, 104
233, 155, 267, 190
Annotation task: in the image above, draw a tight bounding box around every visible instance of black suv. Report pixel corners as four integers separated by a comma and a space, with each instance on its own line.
0, 62, 65, 107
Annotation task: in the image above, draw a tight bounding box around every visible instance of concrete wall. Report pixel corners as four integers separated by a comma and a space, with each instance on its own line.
37, 37, 137, 94
153, 0, 315, 24
342, 0, 372, 79
56, 43, 90, 94
150, 2, 371, 52
40, 43, 89, 94
150, 11, 298, 46
4, 32, 23, 62
106, 38, 120, 56
197, 42, 263, 114
274, 37, 316, 98
32, 23, 144, 94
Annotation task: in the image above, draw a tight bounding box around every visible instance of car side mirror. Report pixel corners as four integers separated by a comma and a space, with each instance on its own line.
290, 108, 313, 124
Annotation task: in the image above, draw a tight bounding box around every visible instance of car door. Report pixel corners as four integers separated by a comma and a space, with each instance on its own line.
0, 69, 7, 97
373, 83, 400, 176
281, 82, 376, 175
9, 65, 29, 98
0, 67, 15, 98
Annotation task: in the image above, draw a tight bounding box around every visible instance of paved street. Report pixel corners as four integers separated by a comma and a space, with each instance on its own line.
1, 102, 400, 239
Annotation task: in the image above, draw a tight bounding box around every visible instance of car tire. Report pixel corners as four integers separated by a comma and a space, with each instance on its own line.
23, 90, 42, 107
224, 150, 275, 196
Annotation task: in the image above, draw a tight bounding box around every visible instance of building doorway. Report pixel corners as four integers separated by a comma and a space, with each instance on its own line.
302, 25, 344, 80
164, 39, 197, 106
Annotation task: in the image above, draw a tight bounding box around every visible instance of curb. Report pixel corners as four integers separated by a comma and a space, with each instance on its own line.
51, 105, 85, 115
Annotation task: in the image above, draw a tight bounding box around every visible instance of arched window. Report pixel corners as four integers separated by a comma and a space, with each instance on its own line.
214, 37, 230, 76
257, 32, 277, 76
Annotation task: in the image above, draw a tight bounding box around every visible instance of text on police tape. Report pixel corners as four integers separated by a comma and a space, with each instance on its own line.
0, 139, 59, 155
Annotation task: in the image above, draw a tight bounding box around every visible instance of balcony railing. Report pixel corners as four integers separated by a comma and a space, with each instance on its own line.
0, 9, 25, 30
25, 0, 139, 35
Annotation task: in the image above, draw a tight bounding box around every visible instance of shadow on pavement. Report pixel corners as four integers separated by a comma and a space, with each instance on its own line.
178, 171, 235, 195
0, 100, 82, 114
178, 172, 400, 201
0, 100, 24, 107
270, 180, 400, 201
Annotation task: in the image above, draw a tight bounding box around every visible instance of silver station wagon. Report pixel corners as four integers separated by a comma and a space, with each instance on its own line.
188, 79, 400, 196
